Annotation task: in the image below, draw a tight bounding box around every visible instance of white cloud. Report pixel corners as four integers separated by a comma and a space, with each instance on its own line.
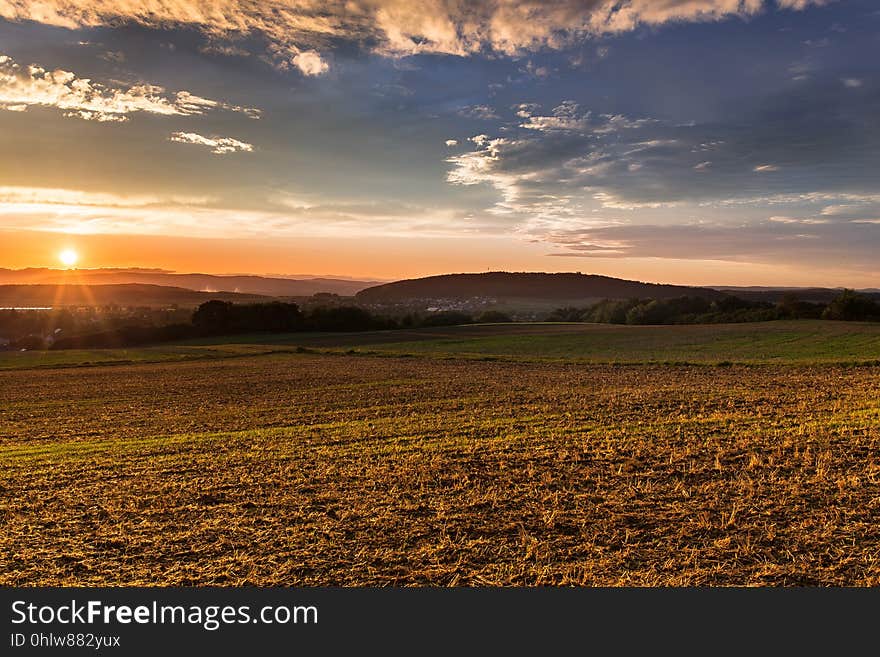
458, 105, 499, 120
291, 50, 328, 76
821, 204, 862, 216
513, 103, 540, 118
519, 102, 655, 134
842, 78, 863, 88
753, 164, 780, 172
169, 132, 254, 154
444, 139, 458, 146
768, 215, 827, 224
0, 54, 260, 121
0, 186, 161, 207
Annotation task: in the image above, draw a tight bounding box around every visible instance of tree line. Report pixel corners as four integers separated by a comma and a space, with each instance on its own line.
41, 302, 510, 350
546, 290, 880, 325
6, 289, 876, 351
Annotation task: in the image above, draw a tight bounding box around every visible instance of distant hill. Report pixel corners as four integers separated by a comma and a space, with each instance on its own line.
0, 269, 377, 297
0, 284, 268, 308
356, 272, 728, 303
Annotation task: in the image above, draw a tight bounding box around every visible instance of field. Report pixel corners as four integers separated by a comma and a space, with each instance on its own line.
3, 320, 880, 370
2, 321, 880, 585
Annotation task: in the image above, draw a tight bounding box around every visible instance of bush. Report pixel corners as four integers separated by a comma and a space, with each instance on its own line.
307, 306, 379, 331
822, 290, 880, 321
193, 300, 303, 333
584, 299, 640, 324
419, 311, 474, 327
545, 307, 587, 322
476, 310, 513, 323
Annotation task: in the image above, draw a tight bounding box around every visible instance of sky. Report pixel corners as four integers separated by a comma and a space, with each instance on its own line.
0, 0, 878, 286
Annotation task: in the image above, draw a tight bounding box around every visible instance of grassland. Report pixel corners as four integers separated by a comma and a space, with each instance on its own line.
2, 320, 879, 371
2, 321, 879, 585
305, 320, 880, 364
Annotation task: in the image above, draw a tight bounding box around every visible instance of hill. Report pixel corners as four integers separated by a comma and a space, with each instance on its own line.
0, 269, 377, 297
0, 284, 268, 308
356, 272, 728, 303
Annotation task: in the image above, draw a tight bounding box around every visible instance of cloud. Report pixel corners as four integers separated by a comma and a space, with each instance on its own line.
0, 184, 474, 239
458, 105, 499, 120
99, 50, 126, 63
440, 64, 880, 273
444, 139, 458, 146
169, 132, 254, 154
514, 103, 541, 118
448, 114, 870, 216
542, 219, 879, 273
290, 50, 328, 76
446, 107, 680, 219
0, 186, 163, 207
519, 101, 590, 132
519, 102, 657, 134
445, 58, 880, 223
841, 78, 862, 88
775, 0, 832, 7
0, 1, 831, 70
0, 54, 260, 121
520, 60, 552, 78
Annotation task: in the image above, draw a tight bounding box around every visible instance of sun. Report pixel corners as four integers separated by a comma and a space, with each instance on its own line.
59, 248, 79, 268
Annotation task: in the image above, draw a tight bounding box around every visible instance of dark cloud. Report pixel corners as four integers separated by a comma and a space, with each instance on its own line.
447, 71, 880, 217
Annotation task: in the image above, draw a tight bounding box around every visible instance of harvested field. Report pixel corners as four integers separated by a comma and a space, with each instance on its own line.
2, 352, 879, 585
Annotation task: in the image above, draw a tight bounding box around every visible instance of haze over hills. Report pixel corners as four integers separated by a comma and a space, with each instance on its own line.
0, 269, 378, 297
0, 284, 267, 308
2, 270, 876, 310
356, 272, 729, 303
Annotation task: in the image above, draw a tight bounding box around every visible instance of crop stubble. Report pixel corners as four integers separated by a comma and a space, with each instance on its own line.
1, 353, 879, 585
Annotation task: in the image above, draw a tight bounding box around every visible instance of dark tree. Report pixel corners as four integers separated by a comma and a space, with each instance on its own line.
822, 290, 880, 321
476, 310, 513, 323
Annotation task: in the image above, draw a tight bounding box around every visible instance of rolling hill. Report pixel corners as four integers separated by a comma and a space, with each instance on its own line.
356, 272, 728, 303
0, 269, 377, 297
0, 284, 268, 308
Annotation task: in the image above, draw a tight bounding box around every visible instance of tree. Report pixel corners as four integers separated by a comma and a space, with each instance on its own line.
476, 310, 513, 323
192, 300, 234, 331
584, 299, 639, 324
546, 306, 586, 322
307, 305, 376, 331
419, 311, 474, 327
822, 290, 880, 321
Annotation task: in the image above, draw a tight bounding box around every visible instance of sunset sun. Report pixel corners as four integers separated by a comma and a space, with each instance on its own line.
58, 248, 78, 268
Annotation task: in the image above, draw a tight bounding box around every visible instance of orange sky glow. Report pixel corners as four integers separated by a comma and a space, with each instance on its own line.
0, 230, 872, 288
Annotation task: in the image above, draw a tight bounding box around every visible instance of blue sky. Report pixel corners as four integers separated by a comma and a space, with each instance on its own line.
0, 0, 877, 285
